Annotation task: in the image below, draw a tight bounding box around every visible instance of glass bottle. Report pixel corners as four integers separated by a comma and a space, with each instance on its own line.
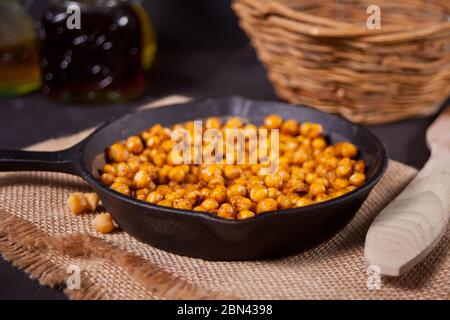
0, 0, 41, 97
39, 0, 157, 103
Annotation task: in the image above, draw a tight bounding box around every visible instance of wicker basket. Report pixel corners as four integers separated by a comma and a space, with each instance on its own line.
233, 0, 450, 124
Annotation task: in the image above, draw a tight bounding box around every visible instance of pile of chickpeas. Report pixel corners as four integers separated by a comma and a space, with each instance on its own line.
99, 115, 366, 220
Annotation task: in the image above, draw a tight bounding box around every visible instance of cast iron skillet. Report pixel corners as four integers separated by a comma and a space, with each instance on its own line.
0, 97, 388, 260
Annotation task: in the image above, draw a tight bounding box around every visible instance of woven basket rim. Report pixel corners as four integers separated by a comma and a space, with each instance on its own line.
236, 0, 450, 38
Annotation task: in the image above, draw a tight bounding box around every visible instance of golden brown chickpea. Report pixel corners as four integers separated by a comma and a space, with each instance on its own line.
227, 184, 247, 199
200, 188, 211, 199
168, 166, 186, 183
205, 117, 221, 129
208, 176, 225, 188
281, 119, 298, 135
217, 203, 236, 219
312, 137, 327, 150
92, 213, 116, 234
136, 188, 150, 201
237, 210, 256, 220
200, 165, 222, 182
211, 186, 227, 203
152, 154, 166, 167
133, 170, 152, 189
300, 122, 323, 138
116, 162, 133, 179
231, 196, 254, 212
110, 182, 131, 196
127, 156, 141, 173
193, 206, 207, 212
109, 143, 129, 162
349, 172, 366, 187
309, 183, 326, 196
332, 178, 349, 190
224, 116, 243, 128
165, 192, 178, 202
157, 199, 172, 207
276, 195, 292, 209
249, 187, 268, 203
102, 164, 116, 175
336, 162, 352, 178
340, 142, 358, 158
353, 160, 366, 173
185, 190, 202, 205
295, 198, 314, 207
286, 178, 308, 194
126, 136, 144, 154
67, 193, 88, 214
313, 177, 329, 188
173, 198, 194, 210
161, 140, 173, 153
305, 172, 318, 184
264, 114, 282, 129
156, 185, 172, 195
267, 187, 282, 199
315, 194, 329, 203
256, 198, 277, 214
114, 176, 132, 186
224, 165, 241, 180
264, 174, 283, 189
201, 199, 219, 211
146, 191, 163, 204
100, 173, 115, 186
146, 135, 161, 148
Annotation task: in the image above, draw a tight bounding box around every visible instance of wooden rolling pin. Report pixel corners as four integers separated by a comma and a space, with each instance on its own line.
365, 105, 450, 276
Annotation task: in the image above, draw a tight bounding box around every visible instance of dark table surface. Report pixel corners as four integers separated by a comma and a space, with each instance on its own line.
0, 46, 446, 299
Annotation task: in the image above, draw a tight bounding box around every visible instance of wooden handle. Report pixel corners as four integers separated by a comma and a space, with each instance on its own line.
364, 151, 450, 276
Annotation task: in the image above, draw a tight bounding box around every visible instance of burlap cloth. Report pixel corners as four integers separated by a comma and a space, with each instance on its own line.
0, 96, 449, 300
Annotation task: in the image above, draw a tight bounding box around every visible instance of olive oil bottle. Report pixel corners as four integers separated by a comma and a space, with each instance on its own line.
0, 0, 41, 97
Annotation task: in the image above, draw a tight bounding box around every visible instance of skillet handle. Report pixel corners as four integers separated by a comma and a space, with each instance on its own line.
0, 145, 82, 176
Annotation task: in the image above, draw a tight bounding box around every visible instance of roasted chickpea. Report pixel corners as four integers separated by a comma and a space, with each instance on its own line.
295, 198, 314, 207
264, 114, 282, 129
157, 199, 172, 207
217, 203, 236, 219
237, 210, 255, 220
211, 186, 227, 203
114, 176, 132, 186
185, 190, 203, 205
349, 172, 366, 187
312, 137, 327, 150
256, 198, 277, 214
136, 188, 150, 201
110, 182, 131, 196
309, 183, 326, 196
200, 188, 211, 199
205, 117, 221, 129
109, 143, 129, 162
201, 199, 219, 211
336, 162, 352, 178
224, 165, 241, 180
276, 195, 292, 209
227, 184, 247, 199
231, 196, 253, 212
173, 198, 193, 210
116, 162, 133, 178
68, 193, 88, 214
224, 117, 243, 128
92, 213, 116, 234
264, 174, 283, 189
332, 178, 349, 190
126, 136, 144, 154
267, 187, 281, 199
100, 173, 114, 186
102, 164, 116, 175
168, 166, 186, 183
340, 142, 358, 158
133, 170, 152, 189
353, 160, 366, 173
249, 187, 268, 203
281, 119, 298, 135
146, 191, 164, 204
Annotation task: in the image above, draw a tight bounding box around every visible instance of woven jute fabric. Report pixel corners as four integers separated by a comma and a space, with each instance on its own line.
0, 96, 449, 299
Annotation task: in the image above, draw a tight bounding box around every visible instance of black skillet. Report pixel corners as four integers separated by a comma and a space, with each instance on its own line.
0, 97, 388, 260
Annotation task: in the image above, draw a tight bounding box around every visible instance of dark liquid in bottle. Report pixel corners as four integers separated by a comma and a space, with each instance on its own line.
39, 1, 156, 103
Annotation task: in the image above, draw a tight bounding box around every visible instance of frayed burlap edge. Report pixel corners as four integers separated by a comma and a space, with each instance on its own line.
0, 210, 236, 300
